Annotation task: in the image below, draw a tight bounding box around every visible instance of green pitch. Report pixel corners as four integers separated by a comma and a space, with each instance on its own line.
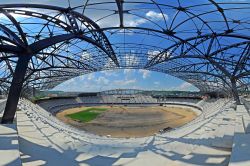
66, 107, 107, 122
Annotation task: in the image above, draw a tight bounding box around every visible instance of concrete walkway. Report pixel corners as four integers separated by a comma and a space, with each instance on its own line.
229, 105, 250, 166
0, 124, 22, 166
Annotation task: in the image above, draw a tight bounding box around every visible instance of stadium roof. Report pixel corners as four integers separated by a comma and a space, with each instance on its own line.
0, 0, 249, 122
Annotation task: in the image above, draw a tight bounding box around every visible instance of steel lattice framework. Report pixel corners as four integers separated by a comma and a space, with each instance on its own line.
0, 0, 249, 123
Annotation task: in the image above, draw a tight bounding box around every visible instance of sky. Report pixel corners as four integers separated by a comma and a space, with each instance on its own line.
53, 69, 199, 92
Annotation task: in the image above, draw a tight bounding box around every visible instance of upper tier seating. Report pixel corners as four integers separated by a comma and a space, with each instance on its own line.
158, 98, 201, 104
37, 98, 79, 113
37, 95, 202, 114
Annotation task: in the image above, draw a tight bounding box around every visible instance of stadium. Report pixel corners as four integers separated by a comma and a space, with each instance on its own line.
0, 0, 249, 166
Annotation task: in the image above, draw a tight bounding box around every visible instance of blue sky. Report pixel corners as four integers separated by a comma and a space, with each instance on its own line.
53, 69, 199, 92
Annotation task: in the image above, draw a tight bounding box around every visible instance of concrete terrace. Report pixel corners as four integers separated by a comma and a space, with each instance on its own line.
0, 98, 249, 166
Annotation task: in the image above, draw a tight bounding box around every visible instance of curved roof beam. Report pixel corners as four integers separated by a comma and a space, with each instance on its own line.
145, 34, 250, 68
0, 9, 28, 46
0, 23, 25, 48
115, 0, 124, 27
0, 4, 119, 66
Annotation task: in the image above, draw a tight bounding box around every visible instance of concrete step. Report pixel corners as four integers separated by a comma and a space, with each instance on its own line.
0, 124, 22, 166
229, 133, 250, 166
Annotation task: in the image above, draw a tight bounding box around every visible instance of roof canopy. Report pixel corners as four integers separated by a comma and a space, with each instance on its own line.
0, 0, 249, 94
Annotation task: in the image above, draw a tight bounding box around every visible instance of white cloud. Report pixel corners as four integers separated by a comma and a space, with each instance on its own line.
146, 11, 169, 21
124, 53, 139, 67
96, 76, 109, 85
126, 18, 147, 27
114, 79, 137, 86
100, 70, 118, 77
104, 58, 116, 68
139, 69, 151, 79
147, 50, 172, 61
125, 10, 168, 27
178, 82, 193, 90
81, 52, 92, 60
124, 69, 133, 74
87, 73, 95, 80
154, 81, 160, 85
63, 78, 74, 85
147, 50, 160, 61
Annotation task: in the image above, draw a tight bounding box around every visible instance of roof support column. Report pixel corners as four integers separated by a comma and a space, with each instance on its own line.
231, 77, 241, 105
1, 54, 32, 124
205, 56, 242, 104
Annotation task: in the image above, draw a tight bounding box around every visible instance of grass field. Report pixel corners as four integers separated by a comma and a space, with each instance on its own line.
66, 107, 107, 122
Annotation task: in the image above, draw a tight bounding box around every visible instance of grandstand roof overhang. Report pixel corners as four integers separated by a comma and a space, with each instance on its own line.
0, 1, 249, 95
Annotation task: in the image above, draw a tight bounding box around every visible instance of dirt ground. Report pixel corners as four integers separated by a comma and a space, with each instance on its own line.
56, 105, 197, 138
